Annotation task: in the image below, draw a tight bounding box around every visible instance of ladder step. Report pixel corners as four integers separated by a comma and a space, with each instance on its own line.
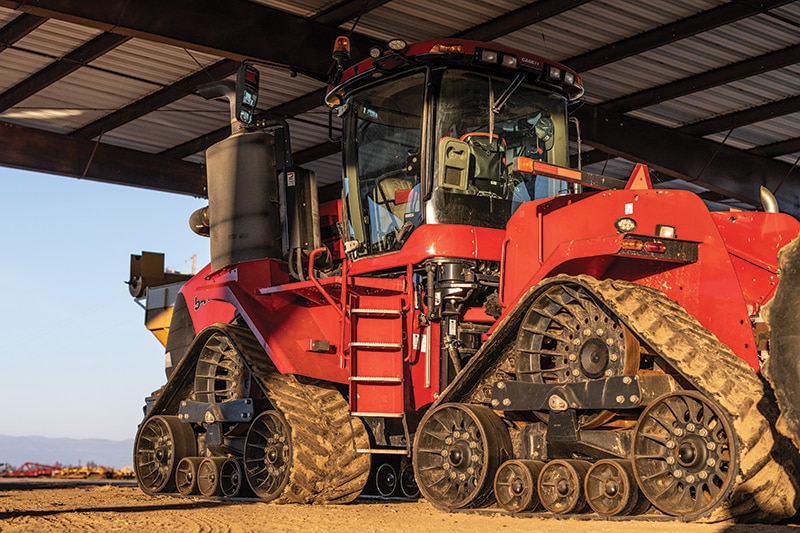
350, 341, 403, 350
349, 376, 403, 383
351, 411, 406, 418
350, 308, 402, 316
356, 448, 409, 455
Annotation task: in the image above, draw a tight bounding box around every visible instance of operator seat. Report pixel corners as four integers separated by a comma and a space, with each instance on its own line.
378, 176, 415, 222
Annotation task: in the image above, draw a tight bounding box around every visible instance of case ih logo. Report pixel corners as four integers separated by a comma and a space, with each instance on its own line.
520, 56, 542, 68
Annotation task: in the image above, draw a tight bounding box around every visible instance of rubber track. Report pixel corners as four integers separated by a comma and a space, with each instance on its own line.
223, 325, 372, 504
573, 275, 799, 522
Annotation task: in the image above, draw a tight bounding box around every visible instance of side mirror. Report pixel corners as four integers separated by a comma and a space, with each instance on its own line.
436, 137, 469, 191
235, 64, 259, 124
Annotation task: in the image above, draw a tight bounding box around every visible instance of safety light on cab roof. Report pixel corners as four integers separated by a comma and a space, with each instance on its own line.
332, 36, 350, 60
430, 43, 465, 54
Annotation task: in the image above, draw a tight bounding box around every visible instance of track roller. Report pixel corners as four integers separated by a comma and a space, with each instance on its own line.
175, 457, 203, 496
537, 459, 590, 514
197, 457, 243, 497
376, 463, 398, 498
134, 415, 196, 495
414, 403, 512, 510
584, 459, 641, 516
494, 459, 544, 513
399, 463, 420, 498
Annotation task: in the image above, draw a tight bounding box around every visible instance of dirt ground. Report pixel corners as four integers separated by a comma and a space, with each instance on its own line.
1, 480, 799, 533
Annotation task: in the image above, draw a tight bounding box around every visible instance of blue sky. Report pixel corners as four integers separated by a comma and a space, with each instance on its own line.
0, 167, 209, 440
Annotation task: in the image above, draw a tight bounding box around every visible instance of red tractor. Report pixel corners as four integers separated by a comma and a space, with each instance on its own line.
132, 38, 800, 521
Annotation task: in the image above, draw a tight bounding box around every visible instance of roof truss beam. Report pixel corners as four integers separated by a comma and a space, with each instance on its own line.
573, 104, 800, 214
566, 0, 794, 72
678, 94, 800, 138
604, 43, 800, 113
0, 0, 381, 81
456, 0, 591, 41
0, 32, 129, 113
71, 58, 239, 140
0, 12, 48, 51
312, 0, 392, 24
0, 121, 205, 195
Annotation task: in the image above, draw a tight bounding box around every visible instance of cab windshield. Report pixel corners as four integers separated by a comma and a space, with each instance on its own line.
429, 69, 569, 227
342, 67, 569, 256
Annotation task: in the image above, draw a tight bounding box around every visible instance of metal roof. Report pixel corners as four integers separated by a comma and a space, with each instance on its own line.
0, 0, 798, 214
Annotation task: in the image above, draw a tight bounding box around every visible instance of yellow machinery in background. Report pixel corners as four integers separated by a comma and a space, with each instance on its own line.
128, 252, 192, 347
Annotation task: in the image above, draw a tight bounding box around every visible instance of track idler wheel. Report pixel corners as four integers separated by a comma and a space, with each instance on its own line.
175, 457, 203, 496
413, 403, 512, 510
515, 282, 639, 428
197, 457, 243, 497
632, 391, 736, 519
493, 459, 544, 513
584, 459, 641, 516
134, 415, 196, 494
538, 459, 590, 514
244, 410, 291, 500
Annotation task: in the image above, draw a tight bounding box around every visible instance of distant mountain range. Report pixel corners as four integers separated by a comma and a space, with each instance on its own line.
0, 435, 134, 469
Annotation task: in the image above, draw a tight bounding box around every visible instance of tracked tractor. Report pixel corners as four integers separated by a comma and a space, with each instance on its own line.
132, 38, 800, 521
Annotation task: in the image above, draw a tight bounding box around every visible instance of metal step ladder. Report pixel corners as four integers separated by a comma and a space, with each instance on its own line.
347, 294, 406, 419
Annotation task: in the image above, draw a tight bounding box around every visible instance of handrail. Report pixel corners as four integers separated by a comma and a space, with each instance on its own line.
308, 247, 343, 317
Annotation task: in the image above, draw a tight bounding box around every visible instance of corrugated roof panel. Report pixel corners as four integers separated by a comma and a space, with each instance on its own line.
90, 39, 222, 86
0, 7, 19, 26
101, 63, 327, 152
0, 48, 53, 92
248, 0, 326, 18
700, 132, 752, 151
13, 18, 102, 58
100, 94, 229, 153
496, 0, 727, 64
721, 112, 800, 147
286, 111, 332, 152
583, 10, 800, 102
630, 65, 800, 128
352, 0, 530, 41
255, 65, 326, 110
8, 68, 157, 132
772, 1, 800, 23
775, 152, 800, 166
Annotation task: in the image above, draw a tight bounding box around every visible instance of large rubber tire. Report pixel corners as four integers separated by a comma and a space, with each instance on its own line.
764, 236, 800, 450
226, 326, 371, 504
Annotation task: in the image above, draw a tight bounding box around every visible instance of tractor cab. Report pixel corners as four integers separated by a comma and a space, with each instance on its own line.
327, 40, 583, 257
